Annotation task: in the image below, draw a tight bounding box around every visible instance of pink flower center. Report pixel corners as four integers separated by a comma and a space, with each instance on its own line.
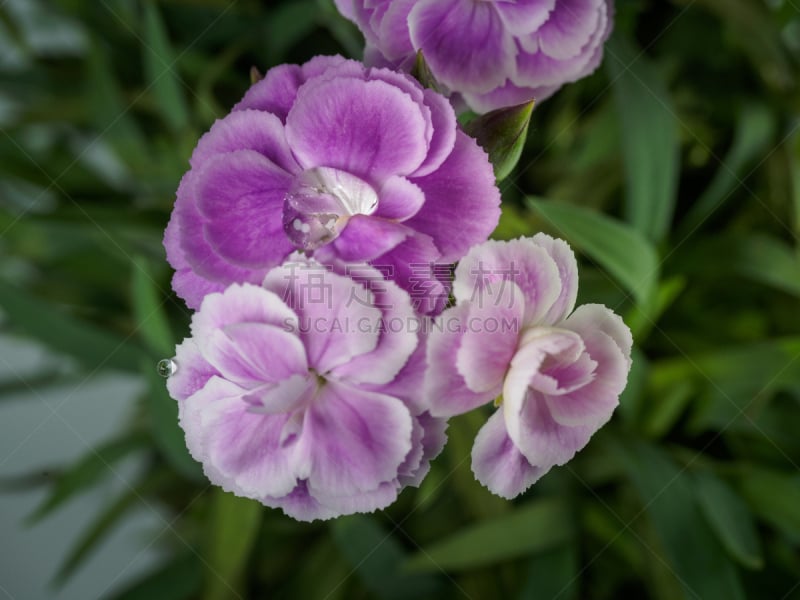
283, 167, 379, 251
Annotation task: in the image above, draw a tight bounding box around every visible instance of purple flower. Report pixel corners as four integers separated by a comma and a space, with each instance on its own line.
164, 55, 500, 314
424, 235, 631, 498
167, 257, 446, 521
334, 0, 614, 113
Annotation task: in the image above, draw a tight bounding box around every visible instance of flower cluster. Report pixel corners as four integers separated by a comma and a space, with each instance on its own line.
164, 3, 628, 521
334, 0, 614, 113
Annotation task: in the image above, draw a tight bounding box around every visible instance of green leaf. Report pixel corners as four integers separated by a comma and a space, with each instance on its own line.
527, 198, 659, 306
616, 439, 746, 600
108, 553, 202, 600
680, 104, 775, 233
331, 515, 441, 600
738, 468, 800, 540
55, 470, 170, 584
203, 490, 262, 600
265, 0, 318, 62
29, 431, 147, 523
404, 498, 573, 572
143, 359, 204, 481
131, 256, 174, 357
86, 37, 149, 170
410, 51, 443, 94
518, 544, 579, 600
142, 0, 189, 132
692, 471, 763, 569
735, 234, 800, 299
606, 33, 679, 242
464, 101, 535, 182
0, 280, 144, 372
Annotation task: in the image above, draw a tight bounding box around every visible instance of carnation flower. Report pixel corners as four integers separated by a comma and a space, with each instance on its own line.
424, 235, 631, 498
164, 55, 500, 314
334, 0, 614, 113
167, 257, 446, 521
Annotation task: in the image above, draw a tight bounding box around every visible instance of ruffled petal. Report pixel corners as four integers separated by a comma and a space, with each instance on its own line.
262, 262, 382, 374
407, 131, 500, 263
183, 376, 299, 498
471, 409, 547, 499
409, 0, 516, 94
532, 233, 579, 325
195, 149, 294, 268
453, 238, 562, 327
190, 110, 299, 173
374, 176, 426, 221
294, 382, 413, 497
285, 77, 429, 183
562, 304, 633, 368
426, 303, 499, 417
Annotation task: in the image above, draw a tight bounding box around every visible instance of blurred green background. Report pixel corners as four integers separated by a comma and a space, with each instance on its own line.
1, 0, 800, 598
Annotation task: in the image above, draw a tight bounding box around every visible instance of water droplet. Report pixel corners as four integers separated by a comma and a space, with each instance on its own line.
283, 167, 379, 251
157, 358, 177, 378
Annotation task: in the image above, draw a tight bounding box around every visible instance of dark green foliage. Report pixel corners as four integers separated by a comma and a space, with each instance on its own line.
1, 0, 799, 598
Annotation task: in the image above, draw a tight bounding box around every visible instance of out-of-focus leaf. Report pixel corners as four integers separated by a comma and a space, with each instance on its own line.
316, 0, 363, 58
55, 470, 170, 584
142, 0, 189, 132
692, 471, 763, 569
0, 281, 144, 372
131, 256, 174, 357
606, 33, 679, 243
626, 275, 686, 341
617, 439, 746, 600
332, 515, 441, 600
86, 36, 149, 170
108, 552, 202, 600
29, 431, 147, 523
735, 234, 800, 299
265, 0, 317, 61
683, 0, 794, 90
527, 198, 659, 306
143, 359, 203, 481
405, 498, 573, 572
650, 338, 800, 431
738, 468, 800, 540
464, 100, 535, 181
518, 544, 579, 600
203, 490, 262, 600
681, 104, 776, 233
641, 378, 694, 439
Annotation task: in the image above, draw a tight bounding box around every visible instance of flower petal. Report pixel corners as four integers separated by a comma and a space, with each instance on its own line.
196, 149, 294, 268
183, 376, 299, 498
409, 0, 516, 94
453, 238, 562, 327
374, 176, 426, 221
471, 409, 548, 499
494, 0, 556, 36
285, 77, 429, 183
544, 329, 626, 427
537, 0, 600, 60
456, 283, 523, 393
532, 233, 579, 325
190, 110, 299, 173
426, 303, 499, 417
200, 322, 307, 388
563, 304, 633, 368
168, 338, 219, 402
329, 216, 410, 262
295, 382, 413, 497
408, 131, 501, 263
263, 262, 382, 374
191, 283, 298, 341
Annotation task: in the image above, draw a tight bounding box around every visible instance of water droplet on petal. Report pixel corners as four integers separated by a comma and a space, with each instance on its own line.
283, 167, 379, 251
157, 358, 177, 378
